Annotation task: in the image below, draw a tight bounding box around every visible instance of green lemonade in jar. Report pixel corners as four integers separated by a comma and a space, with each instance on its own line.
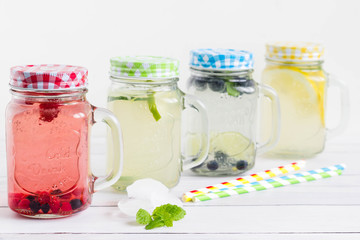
107, 56, 209, 190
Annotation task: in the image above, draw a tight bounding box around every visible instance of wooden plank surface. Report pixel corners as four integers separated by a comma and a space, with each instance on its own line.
0, 132, 358, 238
0, 206, 359, 234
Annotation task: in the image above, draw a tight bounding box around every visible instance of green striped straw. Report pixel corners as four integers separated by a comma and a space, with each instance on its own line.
192, 164, 346, 202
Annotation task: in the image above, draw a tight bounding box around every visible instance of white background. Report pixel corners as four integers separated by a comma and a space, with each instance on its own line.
0, 0, 359, 139
0, 2, 359, 238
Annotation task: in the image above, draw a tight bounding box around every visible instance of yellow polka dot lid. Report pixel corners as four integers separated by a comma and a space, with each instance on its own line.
266, 42, 324, 61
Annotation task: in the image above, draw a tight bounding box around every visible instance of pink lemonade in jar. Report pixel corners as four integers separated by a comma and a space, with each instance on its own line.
7, 96, 92, 217
6, 65, 123, 218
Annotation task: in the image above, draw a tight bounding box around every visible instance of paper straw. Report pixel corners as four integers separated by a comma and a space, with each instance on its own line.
182, 161, 306, 202
190, 164, 346, 202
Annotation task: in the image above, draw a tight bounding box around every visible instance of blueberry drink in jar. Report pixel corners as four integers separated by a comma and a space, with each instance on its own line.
187, 49, 280, 176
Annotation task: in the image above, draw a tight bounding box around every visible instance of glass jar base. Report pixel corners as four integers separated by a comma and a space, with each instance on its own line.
262, 150, 323, 159
18, 213, 74, 219
191, 164, 254, 177
11, 202, 90, 219
111, 177, 180, 192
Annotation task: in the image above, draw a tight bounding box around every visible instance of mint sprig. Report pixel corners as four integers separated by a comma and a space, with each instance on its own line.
147, 93, 161, 121
136, 204, 186, 230
225, 82, 241, 97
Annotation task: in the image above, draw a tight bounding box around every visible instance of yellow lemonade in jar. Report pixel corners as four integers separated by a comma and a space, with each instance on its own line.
261, 42, 328, 158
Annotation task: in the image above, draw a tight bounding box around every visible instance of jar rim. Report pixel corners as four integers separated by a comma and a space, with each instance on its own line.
265, 57, 324, 66
109, 75, 179, 84
190, 67, 253, 77
9, 87, 87, 98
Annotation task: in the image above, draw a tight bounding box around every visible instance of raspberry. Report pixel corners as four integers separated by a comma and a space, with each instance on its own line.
18, 199, 31, 209
49, 196, 60, 214
41, 203, 50, 214
70, 199, 83, 210
29, 201, 41, 213
39, 101, 60, 122
60, 192, 72, 200
72, 188, 84, 197
60, 202, 72, 212
38, 192, 50, 204
8, 193, 24, 208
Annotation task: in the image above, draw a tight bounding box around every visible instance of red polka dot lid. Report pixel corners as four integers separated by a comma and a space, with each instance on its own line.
10, 64, 88, 90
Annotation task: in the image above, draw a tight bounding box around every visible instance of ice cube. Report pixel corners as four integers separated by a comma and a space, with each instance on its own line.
119, 178, 183, 217
126, 178, 169, 200
117, 199, 153, 217
150, 192, 183, 208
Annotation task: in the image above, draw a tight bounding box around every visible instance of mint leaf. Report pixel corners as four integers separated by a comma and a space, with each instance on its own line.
167, 205, 186, 221
136, 209, 151, 225
152, 204, 170, 218
107, 96, 130, 102
145, 218, 165, 230
147, 93, 161, 121
152, 204, 186, 223
139, 204, 186, 230
225, 82, 240, 97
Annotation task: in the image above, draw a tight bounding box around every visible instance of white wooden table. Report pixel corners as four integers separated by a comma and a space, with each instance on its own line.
0, 133, 359, 240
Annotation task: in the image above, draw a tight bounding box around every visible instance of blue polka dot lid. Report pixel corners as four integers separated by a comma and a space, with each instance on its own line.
190, 49, 254, 70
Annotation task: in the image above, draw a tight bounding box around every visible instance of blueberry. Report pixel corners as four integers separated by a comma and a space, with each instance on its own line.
236, 160, 249, 170
70, 199, 83, 210
29, 200, 41, 213
50, 189, 62, 195
26, 195, 35, 201
41, 203, 50, 214
214, 151, 227, 162
209, 79, 225, 92
207, 160, 219, 171
245, 79, 255, 88
193, 78, 208, 91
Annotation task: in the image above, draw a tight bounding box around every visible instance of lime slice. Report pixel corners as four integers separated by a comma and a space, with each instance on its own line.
210, 132, 254, 158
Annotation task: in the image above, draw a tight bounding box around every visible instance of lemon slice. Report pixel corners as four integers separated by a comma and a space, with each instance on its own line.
302, 70, 326, 126
210, 132, 254, 158
262, 67, 316, 101
262, 66, 325, 125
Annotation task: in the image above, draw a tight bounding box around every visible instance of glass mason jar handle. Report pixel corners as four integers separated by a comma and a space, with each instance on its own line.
327, 75, 350, 139
91, 106, 124, 192
182, 95, 209, 171
257, 84, 281, 155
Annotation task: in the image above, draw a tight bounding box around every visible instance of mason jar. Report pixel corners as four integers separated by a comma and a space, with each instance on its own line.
6, 64, 123, 218
261, 42, 349, 159
107, 56, 209, 191
187, 49, 281, 176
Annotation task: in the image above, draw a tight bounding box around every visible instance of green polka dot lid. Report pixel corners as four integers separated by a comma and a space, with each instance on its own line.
110, 56, 179, 79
